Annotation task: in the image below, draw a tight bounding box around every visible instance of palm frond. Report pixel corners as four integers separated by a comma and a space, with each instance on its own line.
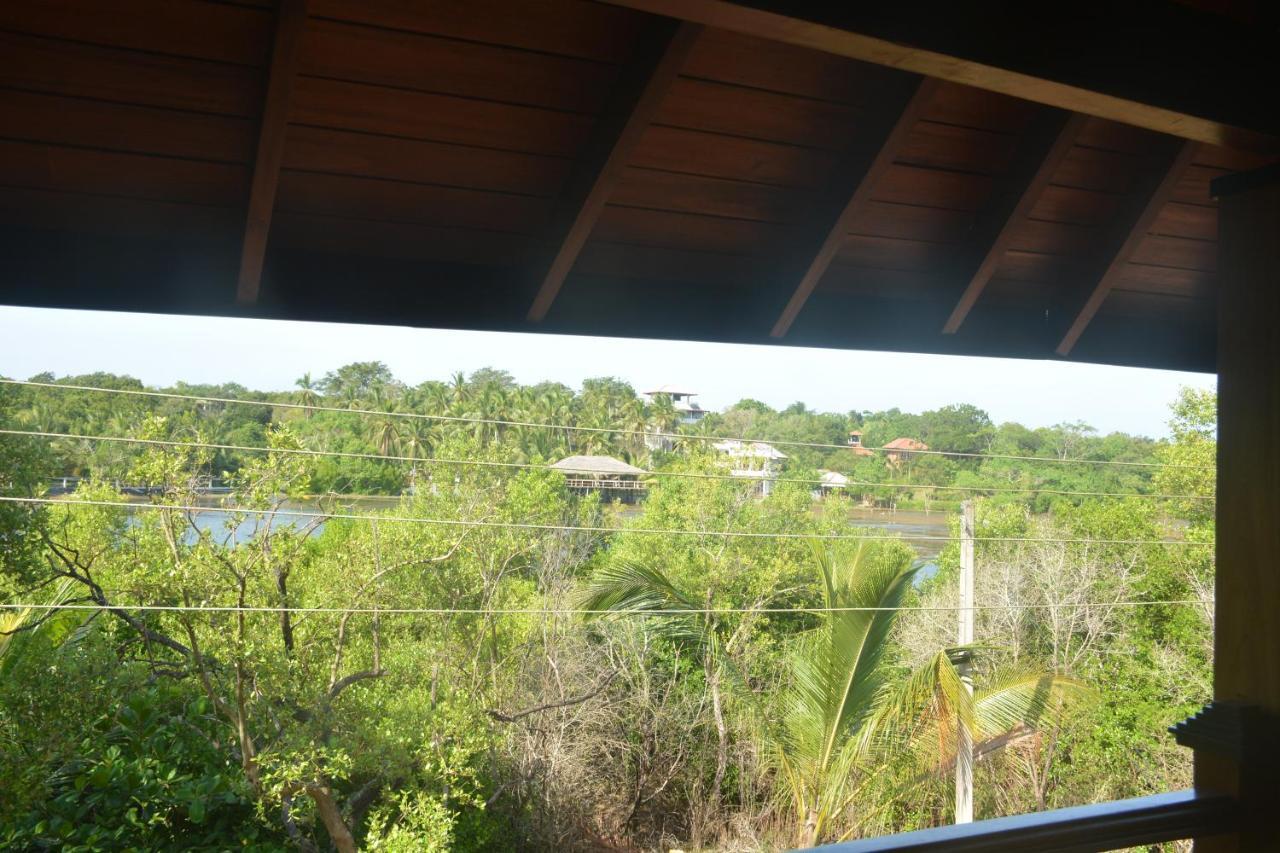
575, 559, 698, 613
575, 559, 707, 650
973, 668, 1093, 741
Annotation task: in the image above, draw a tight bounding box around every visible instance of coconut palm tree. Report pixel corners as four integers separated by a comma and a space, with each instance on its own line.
579, 541, 1086, 846
294, 373, 321, 415
365, 387, 406, 458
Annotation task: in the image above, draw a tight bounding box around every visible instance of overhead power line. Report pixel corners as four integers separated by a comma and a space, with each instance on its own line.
0, 495, 1214, 548
0, 600, 1215, 616
2, 429, 1213, 503
1, 378, 1212, 471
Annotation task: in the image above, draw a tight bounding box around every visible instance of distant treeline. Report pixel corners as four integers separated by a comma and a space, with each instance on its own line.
7, 363, 1161, 509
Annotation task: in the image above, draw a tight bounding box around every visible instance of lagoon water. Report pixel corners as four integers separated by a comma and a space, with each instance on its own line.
114, 497, 952, 571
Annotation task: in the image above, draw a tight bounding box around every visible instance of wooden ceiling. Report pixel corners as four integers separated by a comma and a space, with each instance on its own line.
0, 0, 1275, 372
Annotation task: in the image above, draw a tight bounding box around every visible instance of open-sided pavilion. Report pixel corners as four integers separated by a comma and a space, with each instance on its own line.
1, 1, 1278, 848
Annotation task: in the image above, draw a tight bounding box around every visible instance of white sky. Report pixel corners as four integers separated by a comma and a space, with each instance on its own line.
0, 306, 1212, 438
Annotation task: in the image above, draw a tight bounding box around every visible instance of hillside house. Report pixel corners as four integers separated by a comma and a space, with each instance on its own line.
713, 439, 787, 496
818, 470, 850, 496
643, 385, 706, 424
846, 430, 875, 457
884, 437, 929, 465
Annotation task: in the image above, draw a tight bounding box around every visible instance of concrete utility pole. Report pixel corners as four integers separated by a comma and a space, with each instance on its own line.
955, 499, 976, 824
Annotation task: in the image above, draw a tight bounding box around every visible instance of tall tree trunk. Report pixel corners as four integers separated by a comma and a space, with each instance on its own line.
801, 808, 820, 848
709, 663, 728, 802
307, 785, 357, 853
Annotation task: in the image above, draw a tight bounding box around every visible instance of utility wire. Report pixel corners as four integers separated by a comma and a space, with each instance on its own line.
0, 495, 1214, 547
0, 600, 1216, 616
5, 429, 1213, 503
0, 378, 1211, 471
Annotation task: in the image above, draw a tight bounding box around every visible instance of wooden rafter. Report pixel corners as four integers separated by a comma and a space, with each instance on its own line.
525, 21, 701, 323
594, 0, 1279, 155
235, 0, 307, 305
769, 77, 939, 338
1055, 140, 1199, 355
942, 111, 1087, 334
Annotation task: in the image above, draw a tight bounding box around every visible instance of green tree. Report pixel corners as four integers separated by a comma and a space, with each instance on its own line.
321, 362, 397, 404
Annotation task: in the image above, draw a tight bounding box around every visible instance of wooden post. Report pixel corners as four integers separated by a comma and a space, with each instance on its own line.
956, 499, 976, 824
1197, 165, 1280, 851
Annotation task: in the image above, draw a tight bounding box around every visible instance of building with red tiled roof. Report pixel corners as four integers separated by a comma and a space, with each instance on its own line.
884, 437, 929, 464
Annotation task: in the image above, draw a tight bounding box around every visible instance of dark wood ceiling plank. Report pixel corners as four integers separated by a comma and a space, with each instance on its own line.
1004, 219, 1098, 257
611, 167, 802, 223
835, 233, 958, 274
0, 140, 249, 206
0, 32, 264, 117
896, 121, 1021, 174
847, 202, 973, 245
942, 111, 1086, 333
236, 0, 308, 305
594, 204, 786, 256
1028, 184, 1125, 227
0, 0, 274, 67
1116, 264, 1212, 298
0, 185, 242, 241
526, 21, 701, 322
594, 0, 1278, 154
289, 77, 592, 158
681, 27, 880, 106
630, 125, 838, 189
769, 76, 940, 338
920, 83, 1036, 135
307, 0, 645, 64
274, 172, 552, 235
656, 76, 863, 150
282, 126, 569, 196
870, 163, 993, 212
1128, 234, 1217, 272
270, 211, 541, 268
0, 89, 256, 165
300, 18, 615, 115
576, 241, 760, 286
1055, 140, 1200, 354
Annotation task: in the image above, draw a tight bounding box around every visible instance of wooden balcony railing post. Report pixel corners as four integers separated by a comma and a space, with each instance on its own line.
1201, 164, 1280, 852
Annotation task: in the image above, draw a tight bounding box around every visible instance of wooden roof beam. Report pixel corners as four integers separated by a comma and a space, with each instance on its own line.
596, 0, 1278, 155
942, 111, 1087, 334
525, 21, 701, 323
1056, 140, 1199, 356
235, 0, 307, 306
770, 77, 939, 339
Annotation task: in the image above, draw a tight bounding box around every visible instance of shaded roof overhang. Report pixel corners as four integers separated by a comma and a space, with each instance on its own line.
1, 0, 1276, 373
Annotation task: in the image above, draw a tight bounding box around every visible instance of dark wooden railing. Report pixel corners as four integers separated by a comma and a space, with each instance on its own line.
811, 790, 1235, 852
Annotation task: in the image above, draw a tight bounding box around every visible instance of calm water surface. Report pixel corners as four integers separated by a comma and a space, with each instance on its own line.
117, 497, 952, 568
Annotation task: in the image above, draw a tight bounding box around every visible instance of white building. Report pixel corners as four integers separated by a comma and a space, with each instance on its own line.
643, 385, 706, 425
712, 439, 787, 496
819, 470, 850, 491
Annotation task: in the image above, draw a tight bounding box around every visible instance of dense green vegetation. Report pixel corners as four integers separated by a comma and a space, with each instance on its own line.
8, 365, 1160, 506
0, 367, 1213, 849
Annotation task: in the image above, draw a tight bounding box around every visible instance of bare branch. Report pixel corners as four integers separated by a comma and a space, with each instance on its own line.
487, 670, 618, 724
328, 668, 386, 701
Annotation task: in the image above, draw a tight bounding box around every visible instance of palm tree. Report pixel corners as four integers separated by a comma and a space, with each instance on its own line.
1, 579, 89, 679
449, 371, 469, 409
294, 373, 321, 415
580, 541, 1086, 846
618, 397, 648, 462
365, 387, 406, 458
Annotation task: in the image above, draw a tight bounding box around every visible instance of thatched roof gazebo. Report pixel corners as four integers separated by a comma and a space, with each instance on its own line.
550, 455, 647, 501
